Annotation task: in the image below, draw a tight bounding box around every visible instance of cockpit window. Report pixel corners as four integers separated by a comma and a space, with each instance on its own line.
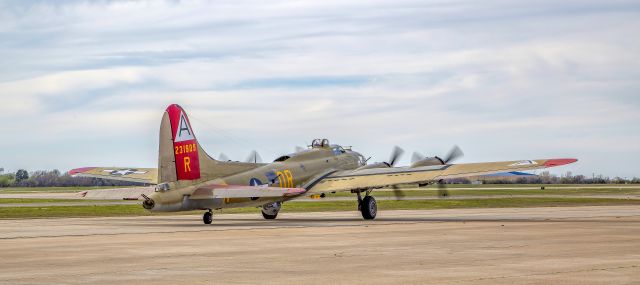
332, 146, 346, 155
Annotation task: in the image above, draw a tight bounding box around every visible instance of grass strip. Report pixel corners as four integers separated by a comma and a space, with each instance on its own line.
0, 198, 118, 204
2, 197, 640, 219
0, 186, 139, 193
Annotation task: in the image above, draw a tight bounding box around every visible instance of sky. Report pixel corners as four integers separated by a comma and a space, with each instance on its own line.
0, 0, 639, 178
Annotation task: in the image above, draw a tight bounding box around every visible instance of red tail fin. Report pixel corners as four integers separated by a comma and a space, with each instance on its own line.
166, 104, 201, 180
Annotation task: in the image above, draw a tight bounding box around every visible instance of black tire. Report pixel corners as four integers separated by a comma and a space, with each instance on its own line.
360, 196, 377, 220
261, 210, 278, 220
203, 211, 213, 224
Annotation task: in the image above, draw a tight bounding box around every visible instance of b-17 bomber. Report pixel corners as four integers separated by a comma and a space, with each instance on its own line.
70, 104, 577, 224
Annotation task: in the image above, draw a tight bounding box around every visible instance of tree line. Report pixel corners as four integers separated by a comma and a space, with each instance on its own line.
448, 171, 640, 184
0, 169, 142, 187
0, 168, 637, 188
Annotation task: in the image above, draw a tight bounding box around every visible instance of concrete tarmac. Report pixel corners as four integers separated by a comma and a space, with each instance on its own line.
2, 194, 640, 208
1, 206, 639, 284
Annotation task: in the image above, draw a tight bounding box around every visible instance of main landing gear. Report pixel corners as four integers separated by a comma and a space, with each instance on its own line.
261, 202, 282, 219
356, 190, 377, 220
203, 209, 213, 224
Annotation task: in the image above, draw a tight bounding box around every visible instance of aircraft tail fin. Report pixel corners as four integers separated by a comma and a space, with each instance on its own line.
158, 104, 206, 183
158, 104, 263, 184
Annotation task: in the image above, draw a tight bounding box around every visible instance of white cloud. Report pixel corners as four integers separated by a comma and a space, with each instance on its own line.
0, 0, 638, 177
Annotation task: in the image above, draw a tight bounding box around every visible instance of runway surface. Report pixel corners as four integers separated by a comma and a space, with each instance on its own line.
2, 194, 640, 208
1, 206, 639, 284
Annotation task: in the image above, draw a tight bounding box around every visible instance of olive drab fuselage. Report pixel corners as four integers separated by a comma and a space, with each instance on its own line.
147, 143, 365, 212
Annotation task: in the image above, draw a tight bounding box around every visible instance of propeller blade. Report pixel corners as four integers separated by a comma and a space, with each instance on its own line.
245, 150, 263, 163
388, 146, 405, 166
411, 152, 425, 163
443, 145, 464, 164
437, 179, 450, 198
218, 153, 230, 161
392, 185, 405, 200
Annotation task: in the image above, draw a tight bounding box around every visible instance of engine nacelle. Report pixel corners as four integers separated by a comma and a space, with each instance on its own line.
410, 156, 445, 168
355, 162, 391, 170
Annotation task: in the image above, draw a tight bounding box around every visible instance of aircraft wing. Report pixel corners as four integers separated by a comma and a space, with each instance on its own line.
307, 158, 577, 194
190, 185, 306, 199
69, 167, 158, 184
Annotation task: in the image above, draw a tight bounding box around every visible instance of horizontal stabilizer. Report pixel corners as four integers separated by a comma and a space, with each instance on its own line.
69, 167, 158, 184
76, 187, 155, 200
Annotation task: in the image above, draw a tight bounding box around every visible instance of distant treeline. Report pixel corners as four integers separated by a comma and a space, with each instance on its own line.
0, 169, 638, 188
448, 171, 640, 184
0, 169, 142, 187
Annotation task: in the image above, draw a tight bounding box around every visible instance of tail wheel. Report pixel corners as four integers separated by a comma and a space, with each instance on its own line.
203, 211, 213, 224
360, 196, 377, 220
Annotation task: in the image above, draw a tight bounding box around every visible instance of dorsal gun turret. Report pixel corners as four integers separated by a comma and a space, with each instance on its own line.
311, 139, 330, 148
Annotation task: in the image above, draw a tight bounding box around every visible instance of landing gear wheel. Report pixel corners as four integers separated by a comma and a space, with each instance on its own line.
261, 202, 281, 220
203, 210, 213, 224
360, 196, 377, 220
261, 211, 278, 220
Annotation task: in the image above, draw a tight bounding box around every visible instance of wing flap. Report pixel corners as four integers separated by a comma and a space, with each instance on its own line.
69, 167, 158, 184
308, 158, 577, 193
190, 185, 306, 199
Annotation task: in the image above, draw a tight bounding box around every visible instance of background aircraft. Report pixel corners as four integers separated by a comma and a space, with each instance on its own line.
70, 104, 577, 224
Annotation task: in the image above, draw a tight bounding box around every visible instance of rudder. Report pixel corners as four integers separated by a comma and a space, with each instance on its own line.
158, 104, 205, 183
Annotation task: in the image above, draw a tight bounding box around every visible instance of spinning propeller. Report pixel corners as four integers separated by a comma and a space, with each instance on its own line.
442, 145, 464, 164
411, 145, 464, 198
384, 146, 405, 167
218, 153, 230, 161
245, 150, 263, 163
218, 151, 263, 163
411, 145, 464, 165
384, 146, 405, 200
